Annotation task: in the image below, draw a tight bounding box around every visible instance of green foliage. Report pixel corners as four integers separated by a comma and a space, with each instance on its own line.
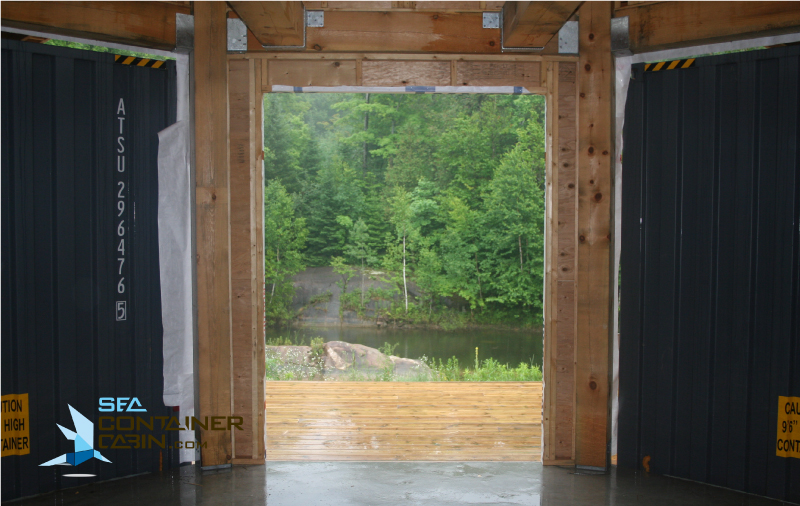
378, 342, 400, 357
264, 93, 546, 326
264, 180, 308, 324
44, 39, 171, 60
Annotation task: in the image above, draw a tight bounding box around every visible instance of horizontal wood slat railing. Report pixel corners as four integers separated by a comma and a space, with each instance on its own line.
266, 381, 542, 461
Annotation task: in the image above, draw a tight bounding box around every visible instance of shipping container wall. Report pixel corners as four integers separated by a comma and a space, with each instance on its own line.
619, 45, 800, 502
1, 40, 177, 501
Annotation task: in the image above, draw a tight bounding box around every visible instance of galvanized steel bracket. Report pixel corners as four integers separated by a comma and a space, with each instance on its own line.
558, 21, 579, 54
483, 12, 500, 29
227, 17, 248, 53
175, 13, 194, 53
306, 10, 324, 28
611, 16, 632, 56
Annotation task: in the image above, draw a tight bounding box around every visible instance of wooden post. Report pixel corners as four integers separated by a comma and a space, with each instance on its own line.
575, 1, 613, 469
194, 1, 232, 467
228, 57, 266, 464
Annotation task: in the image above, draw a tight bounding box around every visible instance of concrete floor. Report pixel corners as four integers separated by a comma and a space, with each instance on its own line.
13, 462, 795, 506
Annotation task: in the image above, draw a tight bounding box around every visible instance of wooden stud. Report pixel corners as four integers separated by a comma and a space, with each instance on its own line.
575, 1, 613, 470
194, 1, 233, 468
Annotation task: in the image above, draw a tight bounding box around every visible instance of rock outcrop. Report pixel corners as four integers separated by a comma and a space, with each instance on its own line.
265, 340, 432, 381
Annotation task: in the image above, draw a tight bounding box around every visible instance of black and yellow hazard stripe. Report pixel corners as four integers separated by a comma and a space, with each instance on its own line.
114, 54, 166, 69
644, 58, 696, 72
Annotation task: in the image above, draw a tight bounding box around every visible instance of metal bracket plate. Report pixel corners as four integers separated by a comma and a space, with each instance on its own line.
175, 13, 194, 53
306, 10, 324, 28
558, 21, 579, 54
483, 12, 500, 29
611, 16, 632, 56
227, 18, 247, 53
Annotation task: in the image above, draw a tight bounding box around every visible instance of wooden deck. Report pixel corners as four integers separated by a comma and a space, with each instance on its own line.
266, 381, 542, 461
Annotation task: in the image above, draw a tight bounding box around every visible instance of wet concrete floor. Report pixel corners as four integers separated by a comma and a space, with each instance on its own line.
13, 462, 794, 506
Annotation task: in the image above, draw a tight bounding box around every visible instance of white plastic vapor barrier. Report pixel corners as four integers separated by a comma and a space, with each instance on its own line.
157, 120, 195, 463
271, 85, 534, 94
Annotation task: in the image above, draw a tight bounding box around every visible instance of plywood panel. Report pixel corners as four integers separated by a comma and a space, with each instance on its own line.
362, 60, 450, 86
266, 382, 542, 461
268, 60, 357, 87
455, 61, 541, 88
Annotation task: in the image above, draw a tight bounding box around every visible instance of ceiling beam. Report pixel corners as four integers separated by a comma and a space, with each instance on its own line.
0, 1, 188, 50
502, 1, 582, 48
228, 1, 304, 48
619, 1, 800, 53
301, 2, 505, 12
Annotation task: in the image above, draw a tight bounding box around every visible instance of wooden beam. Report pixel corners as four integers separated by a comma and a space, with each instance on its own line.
302, 2, 505, 12
0, 1, 187, 50
575, 1, 613, 470
502, 1, 582, 48
247, 11, 507, 53
228, 1, 304, 47
195, 1, 233, 468
619, 1, 800, 53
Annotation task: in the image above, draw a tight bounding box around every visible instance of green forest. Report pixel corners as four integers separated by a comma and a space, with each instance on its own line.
263, 92, 546, 328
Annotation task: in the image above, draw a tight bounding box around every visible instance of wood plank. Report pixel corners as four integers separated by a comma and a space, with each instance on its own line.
268, 60, 357, 87
575, 1, 613, 470
620, 1, 800, 53
195, 1, 232, 468
229, 1, 304, 47
455, 61, 540, 89
362, 60, 450, 86
241, 53, 577, 62
266, 382, 541, 461
502, 1, 582, 48
542, 61, 558, 463
0, 1, 187, 50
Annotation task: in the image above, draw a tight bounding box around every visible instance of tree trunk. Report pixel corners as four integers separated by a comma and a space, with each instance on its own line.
519, 235, 524, 273
270, 246, 280, 303
475, 250, 483, 302
402, 233, 408, 313
363, 93, 370, 174
361, 257, 365, 306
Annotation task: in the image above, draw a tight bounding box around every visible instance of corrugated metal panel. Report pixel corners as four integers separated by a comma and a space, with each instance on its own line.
1, 40, 177, 500
619, 45, 800, 502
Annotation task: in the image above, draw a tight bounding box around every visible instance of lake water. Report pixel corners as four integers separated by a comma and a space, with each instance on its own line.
266, 326, 543, 369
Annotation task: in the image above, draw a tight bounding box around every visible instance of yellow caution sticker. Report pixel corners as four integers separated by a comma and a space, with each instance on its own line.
777, 396, 800, 458
2, 393, 30, 456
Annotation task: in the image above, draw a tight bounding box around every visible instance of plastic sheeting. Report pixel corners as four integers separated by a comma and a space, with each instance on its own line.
157, 120, 194, 463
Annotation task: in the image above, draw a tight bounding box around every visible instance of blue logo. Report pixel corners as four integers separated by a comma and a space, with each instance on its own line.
39, 405, 112, 467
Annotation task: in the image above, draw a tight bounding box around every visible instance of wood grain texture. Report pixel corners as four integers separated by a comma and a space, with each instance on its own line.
195, 1, 232, 468
246, 11, 504, 53
266, 382, 542, 461
303, 2, 505, 11
268, 60, 357, 87
229, 1, 304, 47
542, 61, 558, 463
0, 1, 187, 50
575, 1, 613, 470
620, 1, 800, 53
228, 58, 266, 463
455, 61, 540, 89
502, 1, 582, 48
362, 60, 450, 86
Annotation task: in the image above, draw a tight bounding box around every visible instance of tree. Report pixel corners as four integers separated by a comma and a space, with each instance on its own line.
386, 187, 415, 313
341, 217, 376, 306
264, 180, 307, 323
